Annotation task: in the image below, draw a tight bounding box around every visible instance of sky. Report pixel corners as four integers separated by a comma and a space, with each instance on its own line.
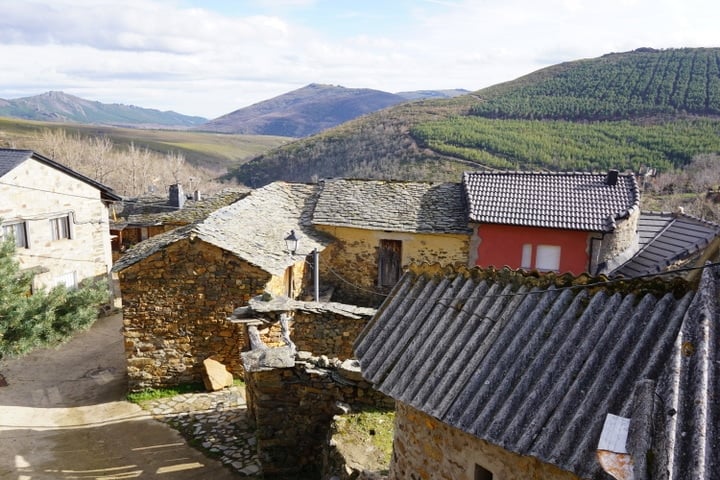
0, 0, 719, 119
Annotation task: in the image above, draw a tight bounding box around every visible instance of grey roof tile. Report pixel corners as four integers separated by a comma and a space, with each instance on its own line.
312, 179, 470, 234
463, 170, 639, 232
355, 264, 718, 479
613, 211, 720, 277
110, 189, 249, 228
113, 182, 329, 276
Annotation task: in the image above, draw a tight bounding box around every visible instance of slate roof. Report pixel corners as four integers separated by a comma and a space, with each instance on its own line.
0, 148, 121, 201
312, 179, 471, 234
110, 189, 249, 229
612, 211, 720, 278
355, 263, 719, 479
113, 182, 329, 276
463, 171, 639, 232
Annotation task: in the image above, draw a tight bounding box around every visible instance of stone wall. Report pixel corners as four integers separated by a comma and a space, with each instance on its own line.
390, 402, 582, 480
291, 310, 372, 360
594, 208, 641, 274
119, 237, 271, 390
316, 225, 469, 307
244, 354, 394, 479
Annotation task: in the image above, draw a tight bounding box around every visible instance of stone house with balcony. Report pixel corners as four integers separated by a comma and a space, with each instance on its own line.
0, 148, 120, 291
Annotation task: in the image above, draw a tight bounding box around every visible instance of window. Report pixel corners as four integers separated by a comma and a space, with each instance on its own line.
2, 221, 28, 248
53, 271, 77, 289
520, 244, 562, 272
50, 216, 71, 240
474, 464, 493, 480
536, 245, 561, 271
378, 239, 402, 287
521, 243, 532, 269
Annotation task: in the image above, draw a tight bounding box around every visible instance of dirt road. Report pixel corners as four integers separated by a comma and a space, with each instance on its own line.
0, 313, 239, 479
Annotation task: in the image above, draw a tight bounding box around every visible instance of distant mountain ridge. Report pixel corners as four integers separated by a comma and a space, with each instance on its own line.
228, 47, 720, 188
197, 84, 468, 137
0, 91, 207, 128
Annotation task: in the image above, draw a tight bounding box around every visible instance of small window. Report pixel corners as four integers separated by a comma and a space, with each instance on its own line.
53, 271, 77, 289
474, 464, 493, 480
50, 216, 71, 241
521, 243, 532, 269
2, 221, 29, 248
378, 239, 402, 287
536, 245, 561, 271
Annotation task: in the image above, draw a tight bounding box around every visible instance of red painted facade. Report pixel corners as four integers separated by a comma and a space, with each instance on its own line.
474, 224, 590, 275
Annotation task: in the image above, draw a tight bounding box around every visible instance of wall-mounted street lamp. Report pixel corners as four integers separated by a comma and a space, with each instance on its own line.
283, 229, 320, 302
284, 229, 300, 255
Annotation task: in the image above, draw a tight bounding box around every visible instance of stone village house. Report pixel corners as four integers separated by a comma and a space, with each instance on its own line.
114, 171, 720, 390
0, 148, 120, 291
354, 262, 720, 480
111, 170, 720, 476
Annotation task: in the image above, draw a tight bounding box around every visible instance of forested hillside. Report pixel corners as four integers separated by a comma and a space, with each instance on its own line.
471, 48, 720, 120
229, 48, 720, 188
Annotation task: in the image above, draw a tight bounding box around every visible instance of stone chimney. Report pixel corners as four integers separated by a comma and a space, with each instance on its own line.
169, 183, 185, 209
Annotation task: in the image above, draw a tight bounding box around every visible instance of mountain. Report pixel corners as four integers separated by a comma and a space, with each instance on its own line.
228, 47, 720, 188
0, 91, 207, 128
197, 83, 408, 137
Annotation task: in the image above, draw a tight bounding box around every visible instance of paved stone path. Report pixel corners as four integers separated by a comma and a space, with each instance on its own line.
140, 385, 262, 477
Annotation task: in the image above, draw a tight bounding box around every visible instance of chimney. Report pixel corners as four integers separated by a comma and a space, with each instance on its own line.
169, 184, 185, 209
193, 190, 202, 201
606, 169, 619, 186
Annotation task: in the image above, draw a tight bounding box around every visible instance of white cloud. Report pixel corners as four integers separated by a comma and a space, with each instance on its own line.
0, 0, 718, 117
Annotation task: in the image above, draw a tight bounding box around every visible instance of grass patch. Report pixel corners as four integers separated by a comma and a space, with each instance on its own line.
334, 407, 395, 464
126, 382, 205, 404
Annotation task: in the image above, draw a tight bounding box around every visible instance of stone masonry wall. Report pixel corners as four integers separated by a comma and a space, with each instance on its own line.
119, 237, 271, 390
391, 402, 582, 480
244, 355, 394, 479
291, 310, 371, 360
316, 225, 469, 307
594, 208, 641, 273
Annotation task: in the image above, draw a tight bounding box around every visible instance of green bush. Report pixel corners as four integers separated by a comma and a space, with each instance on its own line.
0, 237, 109, 359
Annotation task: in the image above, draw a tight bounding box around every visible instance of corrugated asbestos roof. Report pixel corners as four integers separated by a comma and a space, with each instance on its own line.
0, 148, 121, 201
463, 171, 639, 232
355, 263, 720, 479
113, 182, 329, 276
312, 179, 471, 234
612, 211, 720, 277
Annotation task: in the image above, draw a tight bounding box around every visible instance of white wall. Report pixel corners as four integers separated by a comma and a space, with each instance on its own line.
0, 157, 113, 290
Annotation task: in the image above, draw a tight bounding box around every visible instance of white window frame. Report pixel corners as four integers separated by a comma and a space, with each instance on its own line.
521, 243, 532, 269
50, 215, 72, 241
535, 245, 562, 271
2, 221, 29, 248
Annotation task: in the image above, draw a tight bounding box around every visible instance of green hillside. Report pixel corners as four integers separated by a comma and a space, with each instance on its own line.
229, 48, 720, 187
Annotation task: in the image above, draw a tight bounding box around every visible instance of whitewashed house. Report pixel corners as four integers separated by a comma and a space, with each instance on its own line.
0, 148, 120, 290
